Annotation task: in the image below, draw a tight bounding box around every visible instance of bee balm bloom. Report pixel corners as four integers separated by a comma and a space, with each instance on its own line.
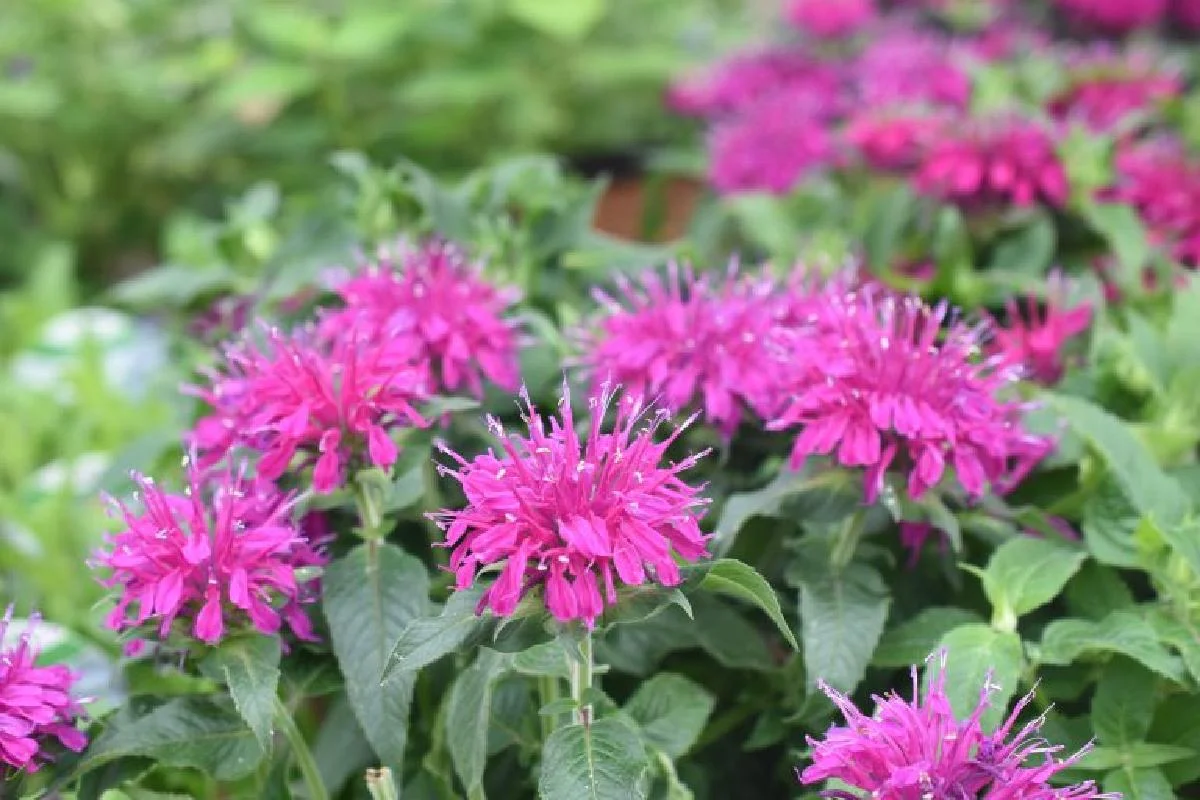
785, 0, 876, 38
319, 240, 521, 398
95, 464, 326, 645
1054, 0, 1167, 33
800, 653, 1115, 799
432, 386, 710, 627
987, 276, 1093, 384
0, 609, 87, 774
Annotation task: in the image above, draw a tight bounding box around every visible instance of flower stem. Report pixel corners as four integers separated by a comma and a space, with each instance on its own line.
353, 481, 384, 541
538, 674, 563, 741
569, 628, 595, 727
273, 695, 329, 800
831, 508, 867, 570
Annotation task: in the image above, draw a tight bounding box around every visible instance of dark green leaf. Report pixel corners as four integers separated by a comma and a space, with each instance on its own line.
623, 674, 715, 760
447, 648, 512, 795
206, 634, 281, 751
934, 625, 1024, 731
1039, 611, 1186, 683
1092, 657, 1158, 748
699, 559, 798, 651
690, 593, 775, 672
1081, 478, 1141, 568
794, 560, 890, 692
538, 719, 648, 800
313, 694, 374, 797
382, 585, 488, 680
512, 640, 573, 679
323, 542, 431, 775
873, 608, 983, 668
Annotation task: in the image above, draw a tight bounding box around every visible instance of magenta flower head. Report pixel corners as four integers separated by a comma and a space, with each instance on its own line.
94, 462, 327, 646
785, 0, 876, 38
188, 327, 429, 492
318, 239, 521, 399
1174, 0, 1200, 30
800, 651, 1116, 799
1105, 138, 1200, 267
769, 288, 1052, 502
709, 87, 837, 195
432, 384, 711, 628
916, 118, 1069, 210
845, 109, 946, 172
1049, 49, 1180, 132
854, 31, 971, 109
667, 49, 841, 120
0, 609, 87, 774
987, 274, 1093, 384
1054, 0, 1167, 33
579, 262, 783, 438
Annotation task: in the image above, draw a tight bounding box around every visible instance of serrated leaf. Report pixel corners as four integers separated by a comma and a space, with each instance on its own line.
382, 585, 488, 680
935, 624, 1024, 731
978, 537, 1087, 627
448, 649, 512, 795
873, 608, 983, 668
74, 698, 263, 782
538, 719, 648, 800
1039, 611, 1186, 683
207, 635, 281, 751
1092, 657, 1157, 747
1103, 768, 1174, 800
795, 561, 890, 692
1083, 743, 1195, 770
324, 542, 430, 777
623, 674, 715, 760
698, 559, 799, 652
1081, 478, 1141, 568
690, 593, 774, 672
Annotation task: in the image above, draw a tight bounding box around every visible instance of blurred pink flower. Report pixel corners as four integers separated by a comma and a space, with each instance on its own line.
916, 118, 1069, 209
432, 385, 710, 627
769, 288, 1052, 502
1050, 50, 1180, 131
1055, 0, 1168, 33
95, 464, 326, 646
845, 110, 945, 172
319, 240, 521, 398
580, 263, 783, 438
785, 0, 876, 38
188, 327, 429, 492
0, 609, 87, 774
709, 87, 837, 195
987, 276, 1093, 384
799, 651, 1115, 799
1174, 0, 1200, 29
667, 49, 840, 119
1106, 137, 1200, 267
854, 31, 971, 109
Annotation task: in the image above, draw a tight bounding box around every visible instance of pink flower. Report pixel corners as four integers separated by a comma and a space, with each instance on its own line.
854, 31, 971, 109
188, 327, 429, 492
667, 49, 841, 119
709, 88, 837, 195
845, 110, 945, 172
1050, 50, 1180, 131
1055, 0, 1167, 33
432, 385, 710, 628
318, 240, 521, 398
95, 464, 327, 645
987, 276, 1092, 384
769, 288, 1052, 502
0, 609, 87, 774
580, 263, 783, 438
785, 0, 876, 38
1105, 138, 1200, 267
916, 118, 1069, 209
1174, 0, 1200, 30
799, 652, 1116, 799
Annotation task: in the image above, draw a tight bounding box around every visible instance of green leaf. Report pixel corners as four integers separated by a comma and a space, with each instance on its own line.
623, 674, 715, 760
1039, 611, 1186, 683
977, 537, 1087, 629
1065, 562, 1135, 621
323, 542, 430, 775
75, 698, 263, 782
538, 719, 648, 800
447, 649, 512, 796
873, 608, 984, 668
1079, 201, 1152, 279
382, 585, 488, 680
1149, 693, 1200, 785
987, 212, 1056, 275
512, 641, 572, 679
110, 265, 235, 308
313, 695, 374, 796
935, 624, 1024, 730
698, 559, 799, 652
1092, 657, 1158, 747
794, 560, 890, 692
206, 635, 281, 751
1081, 478, 1141, 568
689, 593, 775, 672
507, 0, 605, 39
1049, 394, 1189, 526
1103, 768, 1174, 800
863, 183, 914, 268
1083, 743, 1195, 770
712, 470, 858, 555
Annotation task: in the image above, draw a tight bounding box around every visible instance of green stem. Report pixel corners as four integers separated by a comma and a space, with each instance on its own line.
831, 508, 868, 569
354, 482, 384, 540
569, 629, 595, 727
538, 674, 563, 742
273, 695, 329, 800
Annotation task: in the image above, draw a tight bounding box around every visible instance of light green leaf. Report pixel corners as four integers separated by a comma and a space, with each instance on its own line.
977, 537, 1087, 629
1092, 657, 1157, 747
623, 674, 715, 760
506, 0, 606, 41
382, 585, 488, 680
987, 212, 1056, 275
1081, 478, 1141, 568
1083, 743, 1195, 770
448, 649, 512, 796
873, 608, 984, 668
1103, 768, 1174, 800
512, 641, 572, 679
538, 719, 648, 800
324, 543, 430, 777
207, 634, 281, 751
699, 559, 799, 652
935, 624, 1024, 730
794, 560, 890, 692
1079, 201, 1152, 279
1039, 611, 1186, 683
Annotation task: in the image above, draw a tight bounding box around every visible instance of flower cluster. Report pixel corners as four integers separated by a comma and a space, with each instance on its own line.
1049, 49, 1180, 131
432, 386, 710, 627
799, 652, 1114, 799
845, 110, 945, 172
987, 276, 1093, 384
0, 609, 87, 774
1054, 0, 1168, 33
95, 463, 326, 645
1105, 138, 1200, 267
785, 0, 876, 38
318, 240, 521, 399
